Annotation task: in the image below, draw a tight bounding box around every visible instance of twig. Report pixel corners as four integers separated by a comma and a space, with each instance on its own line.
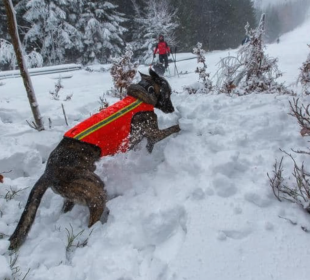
26, 120, 41, 131
267, 157, 284, 202
48, 118, 52, 129
61, 103, 68, 126
1, 170, 12, 174
278, 215, 297, 225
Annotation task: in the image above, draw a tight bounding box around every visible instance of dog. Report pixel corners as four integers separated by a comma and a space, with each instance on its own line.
8, 68, 180, 250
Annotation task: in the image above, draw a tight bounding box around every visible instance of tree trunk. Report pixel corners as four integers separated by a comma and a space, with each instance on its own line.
3, 0, 44, 131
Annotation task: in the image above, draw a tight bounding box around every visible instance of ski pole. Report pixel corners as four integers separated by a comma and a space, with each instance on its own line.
150, 56, 154, 68
173, 47, 179, 78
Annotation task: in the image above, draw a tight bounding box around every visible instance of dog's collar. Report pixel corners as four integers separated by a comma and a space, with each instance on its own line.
138, 79, 155, 95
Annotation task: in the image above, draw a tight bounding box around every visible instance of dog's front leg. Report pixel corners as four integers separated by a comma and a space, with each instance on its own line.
145, 124, 180, 152
144, 114, 180, 153
130, 112, 180, 152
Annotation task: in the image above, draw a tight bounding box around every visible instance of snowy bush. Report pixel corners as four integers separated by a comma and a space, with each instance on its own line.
268, 153, 310, 214
298, 45, 310, 95
98, 93, 109, 111
184, 42, 213, 94
268, 98, 310, 213
0, 39, 43, 70
25, 50, 43, 68
215, 15, 293, 96
110, 44, 139, 99
49, 77, 63, 100
0, 38, 16, 70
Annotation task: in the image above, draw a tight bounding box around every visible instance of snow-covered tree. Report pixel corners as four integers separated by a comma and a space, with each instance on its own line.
131, 0, 178, 62
23, 0, 83, 65
0, 39, 16, 70
25, 49, 43, 68
110, 44, 139, 99
169, 0, 256, 52
0, 39, 43, 70
298, 45, 310, 95
216, 14, 292, 95
184, 42, 213, 94
77, 1, 127, 64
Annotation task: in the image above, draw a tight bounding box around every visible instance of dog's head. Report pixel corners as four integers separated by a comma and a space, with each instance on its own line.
138, 68, 175, 113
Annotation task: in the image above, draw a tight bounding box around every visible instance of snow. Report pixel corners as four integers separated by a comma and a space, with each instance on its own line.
255, 0, 300, 8
1, 17, 310, 280
0, 64, 82, 79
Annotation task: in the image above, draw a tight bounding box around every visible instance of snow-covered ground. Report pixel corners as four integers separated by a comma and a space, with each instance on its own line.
1, 18, 310, 280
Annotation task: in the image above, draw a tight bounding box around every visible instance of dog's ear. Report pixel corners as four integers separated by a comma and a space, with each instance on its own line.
127, 84, 157, 106
139, 71, 149, 80
149, 68, 160, 81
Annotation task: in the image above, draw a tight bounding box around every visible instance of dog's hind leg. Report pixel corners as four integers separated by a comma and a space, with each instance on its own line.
54, 170, 107, 228
62, 200, 75, 213
88, 202, 105, 227
85, 173, 106, 227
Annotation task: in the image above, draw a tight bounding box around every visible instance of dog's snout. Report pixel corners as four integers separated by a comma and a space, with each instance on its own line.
163, 104, 174, 113
168, 106, 174, 113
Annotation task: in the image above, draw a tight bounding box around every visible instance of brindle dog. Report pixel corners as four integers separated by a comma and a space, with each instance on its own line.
9, 68, 180, 250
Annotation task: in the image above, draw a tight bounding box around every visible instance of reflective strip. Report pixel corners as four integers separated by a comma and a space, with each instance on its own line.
74, 99, 143, 140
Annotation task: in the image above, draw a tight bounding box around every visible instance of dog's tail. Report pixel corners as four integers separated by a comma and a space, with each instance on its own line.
9, 174, 50, 250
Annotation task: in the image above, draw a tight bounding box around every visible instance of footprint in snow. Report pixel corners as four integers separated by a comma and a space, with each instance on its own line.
212, 175, 237, 198
217, 228, 252, 241
244, 192, 272, 208
142, 206, 187, 245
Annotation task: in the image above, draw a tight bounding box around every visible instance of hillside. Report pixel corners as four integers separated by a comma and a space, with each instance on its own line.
0, 17, 310, 280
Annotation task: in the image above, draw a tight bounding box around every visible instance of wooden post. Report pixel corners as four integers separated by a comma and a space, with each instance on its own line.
3, 0, 44, 131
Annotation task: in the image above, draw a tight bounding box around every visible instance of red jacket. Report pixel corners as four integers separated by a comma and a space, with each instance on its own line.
154, 41, 170, 55
64, 96, 154, 156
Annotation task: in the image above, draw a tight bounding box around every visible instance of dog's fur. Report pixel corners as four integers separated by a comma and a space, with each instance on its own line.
9, 69, 180, 250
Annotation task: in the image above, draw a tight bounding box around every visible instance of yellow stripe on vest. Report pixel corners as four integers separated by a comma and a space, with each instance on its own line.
74, 99, 143, 140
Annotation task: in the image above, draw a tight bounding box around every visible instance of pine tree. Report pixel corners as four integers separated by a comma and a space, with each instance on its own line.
112, 0, 145, 44
77, 1, 127, 64
169, 0, 196, 52
23, 0, 83, 65
170, 0, 256, 52
264, 5, 282, 43
0, 2, 9, 40
132, 0, 178, 62
260, 0, 310, 42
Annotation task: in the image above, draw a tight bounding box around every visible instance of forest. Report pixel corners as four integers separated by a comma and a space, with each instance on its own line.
0, 0, 309, 69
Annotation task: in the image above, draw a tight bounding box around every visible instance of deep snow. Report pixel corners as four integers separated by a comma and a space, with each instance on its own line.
1, 18, 310, 280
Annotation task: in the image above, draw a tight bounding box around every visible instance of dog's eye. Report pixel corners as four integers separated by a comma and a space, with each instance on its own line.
148, 86, 154, 94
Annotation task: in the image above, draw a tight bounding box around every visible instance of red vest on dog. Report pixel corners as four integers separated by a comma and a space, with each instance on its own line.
64, 96, 154, 156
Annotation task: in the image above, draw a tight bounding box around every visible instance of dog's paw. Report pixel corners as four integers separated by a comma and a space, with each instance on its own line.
146, 139, 155, 153
175, 124, 181, 133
